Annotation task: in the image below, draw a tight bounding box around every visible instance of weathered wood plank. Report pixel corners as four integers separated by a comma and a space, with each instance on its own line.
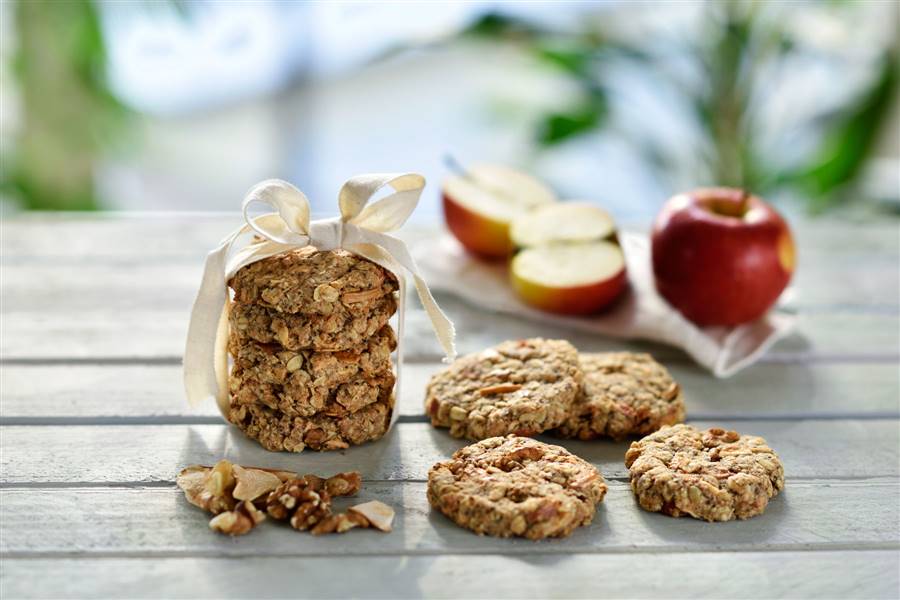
2, 481, 897, 556
2, 362, 898, 421
2, 551, 897, 599
2, 288, 899, 360
1, 421, 897, 485
4, 215, 897, 263
2, 257, 896, 321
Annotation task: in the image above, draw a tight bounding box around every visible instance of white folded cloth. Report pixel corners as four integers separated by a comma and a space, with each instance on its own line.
414, 232, 796, 377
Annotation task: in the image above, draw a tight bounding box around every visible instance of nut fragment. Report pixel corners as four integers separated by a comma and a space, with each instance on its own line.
449, 406, 468, 421
478, 384, 523, 396
266, 477, 332, 530
341, 288, 382, 304
313, 284, 340, 303
325, 471, 362, 497
310, 511, 369, 535
232, 465, 283, 502
209, 500, 266, 536
206, 459, 236, 498
177, 464, 235, 515
285, 355, 304, 372
349, 500, 395, 532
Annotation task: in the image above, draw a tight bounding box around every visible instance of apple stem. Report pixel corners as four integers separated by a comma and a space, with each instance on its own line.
737, 189, 751, 216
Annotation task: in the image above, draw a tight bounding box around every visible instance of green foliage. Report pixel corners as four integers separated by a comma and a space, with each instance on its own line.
2, 0, 131, 210
786, 52, 898, 210
460, 6, 899, 211
537, 101, 606, 146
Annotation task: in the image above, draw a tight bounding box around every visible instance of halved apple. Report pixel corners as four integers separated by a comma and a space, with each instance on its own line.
510, 241, 627, 315
510, 203, 616, 248
443, 164, 557, 259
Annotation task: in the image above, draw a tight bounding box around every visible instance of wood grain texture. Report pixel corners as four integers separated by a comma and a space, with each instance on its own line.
4, 214, 897, 262
3, 361, 899, 421
2, 551, 898, 599
2, 218, 898, 360
1, 420, 897, 485
2, 216, 897, 600
2, 481, 897, 556
2, 290, 899, 360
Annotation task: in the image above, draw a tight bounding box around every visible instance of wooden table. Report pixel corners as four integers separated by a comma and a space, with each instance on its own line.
1, 214, 898, 599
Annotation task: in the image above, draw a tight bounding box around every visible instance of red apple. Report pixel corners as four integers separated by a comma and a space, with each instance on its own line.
443, 164, 557, 259
651, 187, 795, 326
511, 241, 627, 315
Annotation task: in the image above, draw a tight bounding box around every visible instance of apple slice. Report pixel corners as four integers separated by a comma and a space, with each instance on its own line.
510, 241, 627, 315
510, 203, 616, 248
443, 164, 557, 259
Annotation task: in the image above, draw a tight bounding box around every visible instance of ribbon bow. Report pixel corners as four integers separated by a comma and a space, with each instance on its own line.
184, 173, 457, 415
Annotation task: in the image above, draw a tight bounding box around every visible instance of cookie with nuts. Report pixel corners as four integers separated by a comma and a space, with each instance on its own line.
425, 338, 582, 440
228, 324, 395, 387
228, 246, 398, 315
229, 293, 397, 352
228, 325, 396, 419
625, 424, 785, 522
555, 352, 685, 441
230, 391, 394, 452
427, 435, 607, 540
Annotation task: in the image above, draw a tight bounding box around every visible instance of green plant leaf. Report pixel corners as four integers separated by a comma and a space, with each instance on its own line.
536, 99, 606, 146
786, 49, 898, 208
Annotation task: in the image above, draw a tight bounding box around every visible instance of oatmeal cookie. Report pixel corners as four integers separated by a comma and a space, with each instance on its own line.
555, 352, 685, 441
425, 338, 582, 440
427, 435, 607, 539
230, 369, 395, 418
228, 247, 398, 315
229, 392, 394, 452
625, 424, 785, 521
228, 325, 396, 389
229, 293, 397, 352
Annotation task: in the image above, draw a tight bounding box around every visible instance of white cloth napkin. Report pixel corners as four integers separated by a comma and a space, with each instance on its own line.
414, 232, 796, 377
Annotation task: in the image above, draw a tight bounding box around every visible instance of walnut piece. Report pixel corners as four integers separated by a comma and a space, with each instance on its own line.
310, 511, 369, 535
325, 471, 362, 497
209, 501, 266, 536
266, 477, 333, 530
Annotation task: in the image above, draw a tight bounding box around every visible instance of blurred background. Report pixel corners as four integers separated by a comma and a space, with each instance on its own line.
0, 0, 897, 221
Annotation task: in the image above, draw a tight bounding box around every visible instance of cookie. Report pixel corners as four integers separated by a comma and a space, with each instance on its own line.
555, 352, 685, 441
228, 247, 398, 315
229, 392, 394, 452
625, 424, 785, 521
229, 294, 397, 352
230, 369, 395, 418
425, 338, 582, 440
228, 325, 396, 390
427, 435, 607, 539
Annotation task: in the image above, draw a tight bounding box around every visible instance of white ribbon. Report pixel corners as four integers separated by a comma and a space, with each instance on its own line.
183, 173, 457, 416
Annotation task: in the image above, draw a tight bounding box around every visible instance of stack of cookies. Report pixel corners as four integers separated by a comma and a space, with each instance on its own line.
226, 247, 399, 452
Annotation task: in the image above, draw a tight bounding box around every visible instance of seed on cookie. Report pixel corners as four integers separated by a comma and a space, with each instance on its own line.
427, 435, 607, 540
424, 338, 582, 440
625, 424, 785, 522
555, 352, 685, 441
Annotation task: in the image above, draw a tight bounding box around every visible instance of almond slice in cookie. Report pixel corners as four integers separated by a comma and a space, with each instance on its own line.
478, 384, 522, 396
